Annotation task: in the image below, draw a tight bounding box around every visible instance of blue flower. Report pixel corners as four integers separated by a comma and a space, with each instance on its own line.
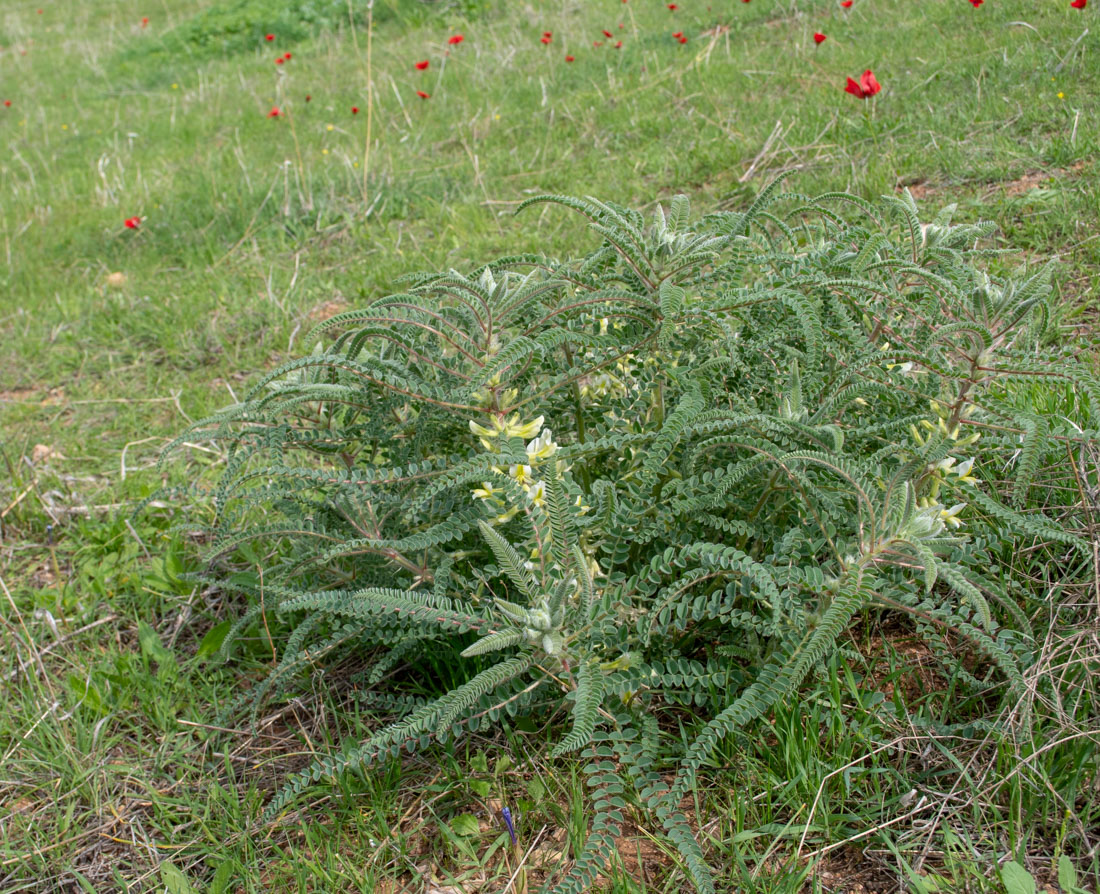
500, 806, 517, 846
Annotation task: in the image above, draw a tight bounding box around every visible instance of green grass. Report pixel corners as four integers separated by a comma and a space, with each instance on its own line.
1, 0, 1097, 890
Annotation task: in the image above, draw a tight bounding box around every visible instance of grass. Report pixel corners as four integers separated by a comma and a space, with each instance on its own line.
1, 0, 1098, 890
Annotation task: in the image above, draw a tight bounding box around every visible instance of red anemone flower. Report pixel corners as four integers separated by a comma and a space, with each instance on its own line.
448, 34, 464, 44
265, 33, 275, 41
414, 60, 429, 70
813, 32, 826, 44
1070, 0, 1086, 8
416, 90, 430, 99
565, 54, 575, 62
124, 216, 141, 229
267, 107, 281, 117
844, 69, 880, 98
351, 106, 359, 114
602, 29, 613, 37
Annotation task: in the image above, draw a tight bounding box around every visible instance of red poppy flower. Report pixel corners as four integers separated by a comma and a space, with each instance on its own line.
566, 54, 576, 62
448, 34, 464, 44
673, 30, 683, 37
124, 216, 141, 229
275, 57, 283, 64
3, 100, 10, 107
414, 60, 429, 70
540, 35, 551, 44
840, 0, 852, 6
543, 31, 552, 37
416, 90, 430, 99
668, 3, 678, 8
593, 40, 603, 46
614, 40, 622, 48
602, 29, 613, 37
351, 106, 359, 114
268, 107, 281, 117
678, 35, 688, 43
1070, 0, 1086, 7
141, 16, 149, 26
845, 69, 880, 98
265, 33, 275, 41
305, 94, 311, 102
813, 32, 826, 44
284, 52, 292, 60
969, 0, 982, 6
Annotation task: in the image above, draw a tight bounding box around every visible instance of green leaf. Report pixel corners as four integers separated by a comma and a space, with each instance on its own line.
209, 860, 235, 894
1057, 855, 1078, 893
159, 863, 196, 894
196, 620, 232, 661
449, 814, 481, 837
137, 621, 177, 674
1000, 861, 1036, 894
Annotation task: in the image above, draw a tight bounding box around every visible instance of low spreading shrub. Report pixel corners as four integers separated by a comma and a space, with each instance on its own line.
166, 180, 1096, 892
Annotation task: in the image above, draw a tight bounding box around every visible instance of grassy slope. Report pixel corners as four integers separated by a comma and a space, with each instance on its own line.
1, 0, 1097, 890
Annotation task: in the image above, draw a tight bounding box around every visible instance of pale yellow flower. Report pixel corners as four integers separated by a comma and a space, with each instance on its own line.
525, 428, 558, 463
471, 481, 499, 501
526, 480, 546, 507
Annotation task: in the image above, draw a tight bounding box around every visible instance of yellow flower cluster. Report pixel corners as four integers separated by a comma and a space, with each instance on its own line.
468, 414, 545, 451
469, 418, 561, 519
